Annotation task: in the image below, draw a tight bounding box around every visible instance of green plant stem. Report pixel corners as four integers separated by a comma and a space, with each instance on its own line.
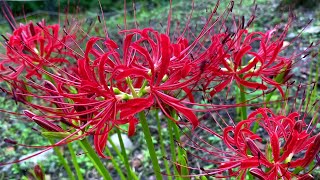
138, 111, 163, 180
305, 58, 319, 112
108, 136, 139, 180
265, 67, 287, 103
48, 139, 75, 180
105, 147, 126, 180
171, 112, 190, 180
155, 111, 172, 180
167, 118, 180, 179
78, 138, 112, 180
108, 137, 123, 160
115, 128, 137, 180
67, 143, 83, 180
60, 123, 83, 180
239, 85, 247, 120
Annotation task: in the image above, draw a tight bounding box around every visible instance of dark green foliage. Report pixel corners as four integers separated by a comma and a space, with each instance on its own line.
279, 0, 319, 9
5, 0, 165, 15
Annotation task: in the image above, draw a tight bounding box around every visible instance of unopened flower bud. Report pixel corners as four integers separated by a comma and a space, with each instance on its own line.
249, 168, 266, 180
294, 120, 303, 133
34, 164, 44, 180
245, 138, 264, 158
23, 110, 36, 120
43, 80, 58, 91
32, 116, 63, 132
4, 138, 17, 145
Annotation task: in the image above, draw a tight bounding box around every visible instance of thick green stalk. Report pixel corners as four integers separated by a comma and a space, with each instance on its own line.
78, 138, 113, 180
48, 139, 75, 180
138, 111, 163, 180
155, 111, 172, 180
115, 128, 139, 180
67, 143, 83, 180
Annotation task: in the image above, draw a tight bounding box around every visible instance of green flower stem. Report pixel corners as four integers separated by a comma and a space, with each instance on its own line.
305, 58, 319, 112
239, 85, 247, 121
126, 77, 138, 97
108, 136, 139, 180
138, 111, 163, 180
167, 118, 180, 179
67, 143, 83, 180
115, 128, 139, 180
171, 112, 190, 180
108, 133, 138, 180
78, 138, 113, 180
59, 123, 83, 180
155, 111, 172, 180
108, 135, 139, 180
265, 73, 285, 103
105, 147, 126, 180
108, 137, 124, 160
108, 135, 139, 179
48, 139, 75, 180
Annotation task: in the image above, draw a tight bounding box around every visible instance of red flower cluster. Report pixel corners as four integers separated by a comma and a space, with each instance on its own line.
1, 24, 203, 158
0, 20, 75, 80
0, 1, 317, 173
185, 108, 319, 179
202, 28, 293, 97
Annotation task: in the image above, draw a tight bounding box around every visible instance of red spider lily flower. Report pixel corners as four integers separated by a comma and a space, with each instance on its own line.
60, 29, 202, 156
0, 0, 246, 161
204, 25, 294, 98
0, 26, 202, 159
116, 29, 201, 127
0, 20, 75, 80
182, 107, 319, 179
0, 12, 211, 161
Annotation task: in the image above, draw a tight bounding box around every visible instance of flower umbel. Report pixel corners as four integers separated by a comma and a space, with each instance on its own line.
183, 107, 319, 179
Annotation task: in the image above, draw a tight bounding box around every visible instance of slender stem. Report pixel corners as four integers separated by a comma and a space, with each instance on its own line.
48, 139, 75, 180
126, 77, 138, 97
239, 85, 247, 120
59, 123, 83, 180
155, 111, 172, 180
108, 134, 139, 180
108, 137, 124, 161
173, 125, 189, 179
171, 112, 190, 180
265, 67, 287, 103
108, 136, 138, 179
67, 143, 83, 180
105, 147, 127, 180
78, 138, 113, 180
167, 118, 180, 179
115, 128, 138, 180
138, 111, 163, 180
